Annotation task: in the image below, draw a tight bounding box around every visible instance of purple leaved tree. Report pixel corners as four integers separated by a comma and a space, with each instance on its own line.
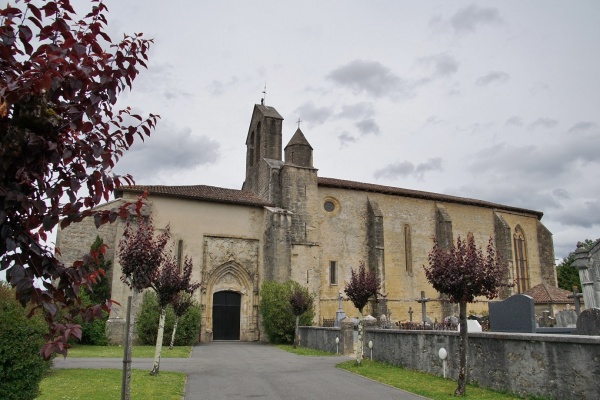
150, 253, 199, 375
289, 285, 314, 349
424, 236, 505, 396
0, 0, 157, 358
344, 261, 380, 366
118, 216, 169, 397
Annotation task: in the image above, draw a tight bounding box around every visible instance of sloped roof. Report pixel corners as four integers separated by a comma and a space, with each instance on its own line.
255, 104, 283, 119
115, 185, 274, 208
285, 128, 313, 150
317, 177, 544, 219
523, 283, 574, 304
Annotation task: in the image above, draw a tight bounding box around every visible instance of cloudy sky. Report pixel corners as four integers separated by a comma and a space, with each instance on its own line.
99, 0, 600, 260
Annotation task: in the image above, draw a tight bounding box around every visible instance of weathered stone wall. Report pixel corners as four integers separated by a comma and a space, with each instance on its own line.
299, 326, 600, 400
537, 220, 557, 286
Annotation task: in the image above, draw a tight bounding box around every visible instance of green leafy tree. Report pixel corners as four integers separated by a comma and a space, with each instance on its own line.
289, 285, 314, 348
0, 282, 51, 400
344, 261, 380, 366
260, 281, 314, 344
556, 239, 597, 292
136, 291, 201, 347
424, 236, 505, 396
169, 291, 196, 350
0, 0, 157, 357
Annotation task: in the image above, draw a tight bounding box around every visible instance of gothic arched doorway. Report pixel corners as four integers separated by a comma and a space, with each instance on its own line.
212, 291, 241, 340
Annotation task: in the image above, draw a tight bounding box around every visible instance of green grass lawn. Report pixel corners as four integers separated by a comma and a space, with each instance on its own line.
275, 344, 337, 356
337, 360, 551, 400
67, 345, 191, 358
37, 369, 185, 400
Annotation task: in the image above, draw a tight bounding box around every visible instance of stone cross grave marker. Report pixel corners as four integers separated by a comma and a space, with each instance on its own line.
408, 307, 413, 322
567, 285, 583, 315
416, 291, 430, 324
335, 291, 346, 327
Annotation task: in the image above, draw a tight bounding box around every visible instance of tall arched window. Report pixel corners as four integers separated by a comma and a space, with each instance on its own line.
404, 224, 412, 274
254, 122, 261, 164
248, 131, 255, 166
513, 226, 529, 293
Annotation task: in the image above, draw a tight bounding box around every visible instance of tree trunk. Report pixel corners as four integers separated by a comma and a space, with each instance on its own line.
293, 315, 300, 348
150, 306, 166, 376
455, 301, 468, 396
356, 310, 364, 366
122, 291, 137, 400
169, 315, 179, 350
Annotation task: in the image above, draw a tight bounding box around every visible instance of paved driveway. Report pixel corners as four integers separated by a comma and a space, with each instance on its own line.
54, 342, 429, 400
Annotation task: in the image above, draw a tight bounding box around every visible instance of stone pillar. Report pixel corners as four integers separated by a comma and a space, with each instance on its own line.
537, 221, 557, 286
572, 243, 596, 309
367, 199, 386, 299
435, 204, 454, 318
494, 213, 513, 299
340, 318, 355, 355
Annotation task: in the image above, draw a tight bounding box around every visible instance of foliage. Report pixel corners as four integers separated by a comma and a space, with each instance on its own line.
556, 239, 596, 292
289, 284, 314, 348
0, 0, 157, 356
424, 236, 505, 396
84, 236, 112, 305
260, 280, 314, 344
289, 285, 314, 317
344, 261, 380, 313
73, 289, 108, 345
118, 216, 169, 292
0, 282, 51, 400
38, 369, 186, 400
424, 236, 504, 304
153, 251, 199, 309
136, 291, 201, 346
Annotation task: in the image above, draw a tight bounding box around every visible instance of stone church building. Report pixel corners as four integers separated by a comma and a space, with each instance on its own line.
56, 103, 557, 343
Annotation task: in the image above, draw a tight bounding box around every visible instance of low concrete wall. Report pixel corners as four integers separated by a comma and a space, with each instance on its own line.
298, 327, 600, 400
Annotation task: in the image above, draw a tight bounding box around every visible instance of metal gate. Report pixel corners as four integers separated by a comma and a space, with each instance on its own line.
212, 291, 241, 340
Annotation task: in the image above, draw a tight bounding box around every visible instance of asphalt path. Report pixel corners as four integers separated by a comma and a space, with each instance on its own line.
53, 342, 430, 400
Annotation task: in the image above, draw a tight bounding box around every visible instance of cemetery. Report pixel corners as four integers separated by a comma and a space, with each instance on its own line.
299, 243, 600, 400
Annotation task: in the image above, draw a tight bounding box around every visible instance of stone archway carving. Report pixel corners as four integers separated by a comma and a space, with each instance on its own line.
200, 236, 260, 342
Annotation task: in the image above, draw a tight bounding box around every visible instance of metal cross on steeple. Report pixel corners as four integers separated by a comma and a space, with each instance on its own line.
297, 118, 302, 129
261, 82, 267, 105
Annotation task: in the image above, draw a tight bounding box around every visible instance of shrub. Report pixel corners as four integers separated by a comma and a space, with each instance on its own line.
0, 282, 52, 400
260, 280, 314, 344
77, 291, 109, 346
136, 291, 201, 346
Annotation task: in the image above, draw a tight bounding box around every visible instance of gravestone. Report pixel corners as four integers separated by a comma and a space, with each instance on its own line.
489, 294, 536, 333
334, 291, 346, 327
555, 309, 577, 328
575, 308, 600, 335
458, 319, 482, 332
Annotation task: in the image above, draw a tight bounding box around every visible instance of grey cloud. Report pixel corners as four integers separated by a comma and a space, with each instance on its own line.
506, 116, 523, 127
476, 71, 509, 86
207, 77, 240, 96
568, 121, 598, 133
327, 60, 408, 99
355, 118, 380, 135
336, 102, 375, 119
338, 132, 356, 148
114, 123, 220, 183
552, 189, 570, 200
374, 158, 443, 180
418, 53, 459, 78
554, 200, 600, 228
528, 118, 558, 131
294, 101, 333, 126
450, 5, 502, 34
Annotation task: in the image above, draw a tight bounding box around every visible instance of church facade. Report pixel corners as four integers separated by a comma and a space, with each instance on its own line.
56, 103, 557, 343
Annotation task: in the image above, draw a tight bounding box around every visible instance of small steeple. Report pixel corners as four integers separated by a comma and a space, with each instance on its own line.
284, 127, 313, 167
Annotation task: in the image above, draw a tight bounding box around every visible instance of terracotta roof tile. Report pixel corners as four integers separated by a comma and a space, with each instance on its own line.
523, 283, 574, 304
317, 177, 544, 219
116, 185, 274, 208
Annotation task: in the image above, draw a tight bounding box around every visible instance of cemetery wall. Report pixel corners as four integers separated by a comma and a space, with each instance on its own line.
299, 326, 600, 400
